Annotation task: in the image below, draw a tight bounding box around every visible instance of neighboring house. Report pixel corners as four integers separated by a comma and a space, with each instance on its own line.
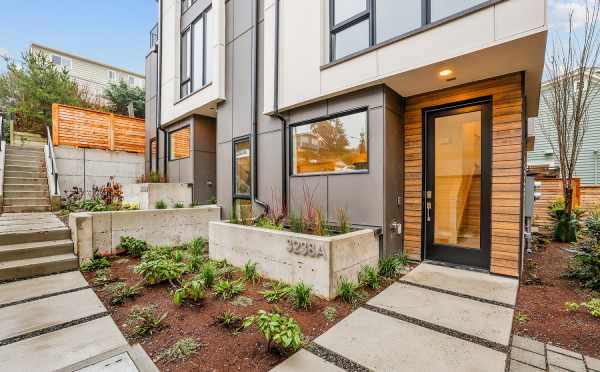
30, 43, 145, 103
145, 0, 548, 279
529, 77, 600, 185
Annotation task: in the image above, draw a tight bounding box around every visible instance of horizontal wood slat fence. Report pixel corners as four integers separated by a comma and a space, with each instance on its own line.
52, 104, 145, 153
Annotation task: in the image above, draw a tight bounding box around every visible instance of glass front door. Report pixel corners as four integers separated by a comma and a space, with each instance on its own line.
424, 102, 491, 269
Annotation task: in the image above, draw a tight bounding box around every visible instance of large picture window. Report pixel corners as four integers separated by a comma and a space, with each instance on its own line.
169, 126, 191, 161
330, 0, 490, 61
180, 6, 213, 99
291, 110, 368, 176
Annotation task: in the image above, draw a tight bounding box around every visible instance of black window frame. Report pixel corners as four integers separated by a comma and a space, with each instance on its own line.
289, 107, 370, 177
168, 125, 191, 161
180, 5, 212, 99
232, 136, 252, 201
181, 0, 196, 15
329, 0, 497, 62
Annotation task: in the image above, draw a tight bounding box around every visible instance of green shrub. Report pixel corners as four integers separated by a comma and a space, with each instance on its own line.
565, 301, 581, 312
243, 310, 303, 352
565, 245, 600, 290
93, 268, 114, 286
358, 265, 380, 289
105, 281, 142, 305
585, 209, 600, 242
119, 236, 148, 257
378, 254, 409, 278
254, 216, 283, 231
174, 202, 185, 208
172, 250, 185, 263
549, 197, 583, 243
157, 337, 201, 362
242, 260, 261, 283
81, 256, 111, 272
288, 282, 312, 310
187, 255, 205, 273
260, 282, 291, 303
213, 279, 245, 299
141, 246, 174, 261
215, 310, 242, 330
126, 305, 168, 336
187, 237, 207, 257
155, 200, 167, 209
197, 262, 217, 288
172, 278, 205, 305
134, 259, 187, 285
337, 278, 364, 305
323, 306, 337, 322
583, 298, 600, 318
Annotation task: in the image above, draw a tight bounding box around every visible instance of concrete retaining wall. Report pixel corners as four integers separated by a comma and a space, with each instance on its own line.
122, 183, 192, 209
55, 145, 144, 194
209, 221, 379, 299
70, 205, 221, 262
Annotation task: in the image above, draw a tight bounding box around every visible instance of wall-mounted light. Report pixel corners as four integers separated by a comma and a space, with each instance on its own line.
439, 69, 453, 77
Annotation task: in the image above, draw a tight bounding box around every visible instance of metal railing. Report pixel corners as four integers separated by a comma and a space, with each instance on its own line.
150, 23, 159, 49
46, 124, 59, 195
0, 114, 4, 152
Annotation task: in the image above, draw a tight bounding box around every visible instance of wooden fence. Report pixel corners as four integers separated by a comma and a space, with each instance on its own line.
51, 104, 145, 153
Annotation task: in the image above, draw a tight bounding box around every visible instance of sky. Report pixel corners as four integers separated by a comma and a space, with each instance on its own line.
0, 0, 592, 77
0, 1, 157, 75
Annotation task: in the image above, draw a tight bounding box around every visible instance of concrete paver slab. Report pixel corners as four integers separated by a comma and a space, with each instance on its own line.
546, 344, 583, 359
547, 351, 586, 372
509, 360, 545, 372
0, 289, 105, 340
368, 282, 513, 346
314, 308, 507, 372
0, 271, 87, 306
401, 263, 519, 306
585, 356, 600, 371
510, 347, 546, 369
0, 316, 127, 372
270, 350, 344, 372
512, 335, 545, 355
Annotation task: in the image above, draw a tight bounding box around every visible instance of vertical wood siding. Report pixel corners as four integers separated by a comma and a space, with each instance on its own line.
403, 73, 524, 277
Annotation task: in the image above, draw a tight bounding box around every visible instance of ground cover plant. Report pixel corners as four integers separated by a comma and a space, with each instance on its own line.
243, 310, 304, 353
119, 236, 148, 257
80, 256, 111, 272
105, 281, 143, 305
126, 305, 168, 337
157, 337, 201, 362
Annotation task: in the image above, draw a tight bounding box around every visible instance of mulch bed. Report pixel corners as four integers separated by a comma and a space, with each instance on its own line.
83, 256, 402, 371
514, 241, 600, 358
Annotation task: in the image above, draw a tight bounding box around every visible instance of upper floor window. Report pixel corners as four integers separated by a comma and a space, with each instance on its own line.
181, 0, 196, 14
51, 54, 72, 70
330, 0, 489, 61
108, 70, 116, 83
291, 109, 368, 176
128, 76, 136, 87
181, 6, 213, 99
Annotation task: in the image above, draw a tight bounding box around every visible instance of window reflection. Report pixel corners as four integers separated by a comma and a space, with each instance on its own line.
235, 140, 251, 195
430, 0, 488, 22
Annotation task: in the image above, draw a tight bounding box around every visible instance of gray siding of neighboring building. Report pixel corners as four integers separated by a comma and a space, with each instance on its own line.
529, 86, 600, 185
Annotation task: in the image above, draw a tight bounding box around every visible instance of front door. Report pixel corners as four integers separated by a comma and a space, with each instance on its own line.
424, 101, 491, 269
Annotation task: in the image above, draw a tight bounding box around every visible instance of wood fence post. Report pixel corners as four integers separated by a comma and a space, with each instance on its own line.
108, 113, 115, 151
52, 104, 59, 146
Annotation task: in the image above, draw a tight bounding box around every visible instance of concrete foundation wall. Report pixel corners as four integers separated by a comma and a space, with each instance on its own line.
122, 183, 193, 209
70, 206, 221, 262
209, 221, 379, 299
55, 146, 144, 194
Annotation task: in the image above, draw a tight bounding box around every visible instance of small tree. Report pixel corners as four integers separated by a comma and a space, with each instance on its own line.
542, 1, 600, 241
103, 81, 145, 118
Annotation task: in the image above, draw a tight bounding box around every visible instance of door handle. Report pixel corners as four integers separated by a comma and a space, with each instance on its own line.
426, 202, 432, 222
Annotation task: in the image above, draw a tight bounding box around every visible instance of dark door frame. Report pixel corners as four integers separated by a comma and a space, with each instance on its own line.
422, 98, 492, 270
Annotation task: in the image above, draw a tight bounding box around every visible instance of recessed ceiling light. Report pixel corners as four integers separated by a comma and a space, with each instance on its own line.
439, 69, 453, 77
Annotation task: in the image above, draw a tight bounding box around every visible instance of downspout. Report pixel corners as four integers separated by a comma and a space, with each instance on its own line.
252, 0, 269, 213
156, 0, 168, 178
271, 0, 288, 212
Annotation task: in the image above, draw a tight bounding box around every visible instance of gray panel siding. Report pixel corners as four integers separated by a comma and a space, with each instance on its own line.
529, 86, 600, 185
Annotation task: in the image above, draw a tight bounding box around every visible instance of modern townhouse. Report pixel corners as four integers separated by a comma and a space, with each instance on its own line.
145, 0, 548, 278
31, 43, 145, 103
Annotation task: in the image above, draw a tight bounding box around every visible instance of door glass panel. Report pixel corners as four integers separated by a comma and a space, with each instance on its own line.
434, 111, 481, 249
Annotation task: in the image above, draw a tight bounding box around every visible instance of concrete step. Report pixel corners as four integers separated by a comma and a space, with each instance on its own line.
3, 184, 48, 192
3, 190, 50, 199
4, 165, 45, 173
0, 271, 87, 306
5, 154, 45, 162
0, 227, 70, 246
6, 145, 45, 152
4, 160, 45, 168
0, 253, 78, 281
2, 205, 51, 213
5, 151, 45, 158
0, 239, 73, 262
3, 197, 50, 207
3, 177, 48, 185
4, 170, 47, 179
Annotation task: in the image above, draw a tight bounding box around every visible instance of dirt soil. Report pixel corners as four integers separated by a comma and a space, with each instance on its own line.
514, 241, 600, 358
84, 256, 402, 372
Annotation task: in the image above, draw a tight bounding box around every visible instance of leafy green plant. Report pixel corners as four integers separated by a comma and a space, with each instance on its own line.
137, 171, 166, 183
288, 212, 304, 233
549, 197, 583, 243
172, 250, 185, 263
126, 305, 168, 336
337, 208, 351, 234
172, 278, 205, 305
119, 236, 148, 257
187, 237, 207, 257
215, 310, 242, 330
323, 306, 337, 322
81, 256, 111, 272
134, 259, 187, 285
585, 209, 600, 242
174, 202, 185, 208
254, 216, 283, 231
565, 301, 581, 312
565, 245, 600, 290
242, 261, 261, 283
93, 268, 115, 286
288, 282, 312, 310
378, 254, 409, 278
157, 337, 201, 362
514, 312, 529, 324
243, 310, 303, 352
155, 200, 167, 209
582, 298, 600, 317
358, 265, 380, 289
141, 245, 175, 261
105, 281, 142, 305
260, 282, 291, 303
337, 278, 364, 305
197, 262, 217, 288
216, 262, 237, 279
187, 255, 205, 273
213, 279, 245, 299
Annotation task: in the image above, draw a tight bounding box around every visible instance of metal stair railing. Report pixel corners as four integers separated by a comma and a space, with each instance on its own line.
46, 124, 59, 196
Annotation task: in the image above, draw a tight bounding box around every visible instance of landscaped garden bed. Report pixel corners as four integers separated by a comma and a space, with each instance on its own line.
81, 236, 413, 371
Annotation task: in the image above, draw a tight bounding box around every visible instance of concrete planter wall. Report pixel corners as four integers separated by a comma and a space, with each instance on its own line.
123, 183, 192, 210
209, 221, 379, 299
70, 206, 221, 262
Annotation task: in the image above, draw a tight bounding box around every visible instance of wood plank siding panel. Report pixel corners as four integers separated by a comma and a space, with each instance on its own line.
403, 73, 525, 277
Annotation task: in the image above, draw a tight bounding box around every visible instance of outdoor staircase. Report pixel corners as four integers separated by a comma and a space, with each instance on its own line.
2, 144, 51, 213
0, 213, 78, 281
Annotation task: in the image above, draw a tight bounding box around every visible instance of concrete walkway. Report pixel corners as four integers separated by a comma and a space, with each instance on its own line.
273, 262, 520, 372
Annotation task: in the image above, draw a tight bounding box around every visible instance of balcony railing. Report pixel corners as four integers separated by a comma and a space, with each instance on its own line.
150, 23, 159, 49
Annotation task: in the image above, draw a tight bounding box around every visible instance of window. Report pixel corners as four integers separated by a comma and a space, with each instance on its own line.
181, 0, 196, 13
150, 138, 157, 171
180, 6, 213, 98
128, 76, 136, 87
234, 139, 251, 196
291, 110, 368, 175
330, 0, 493, 61
168, 126, 191, 161
108, 70, 116, 83
51, 54, 72, 70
